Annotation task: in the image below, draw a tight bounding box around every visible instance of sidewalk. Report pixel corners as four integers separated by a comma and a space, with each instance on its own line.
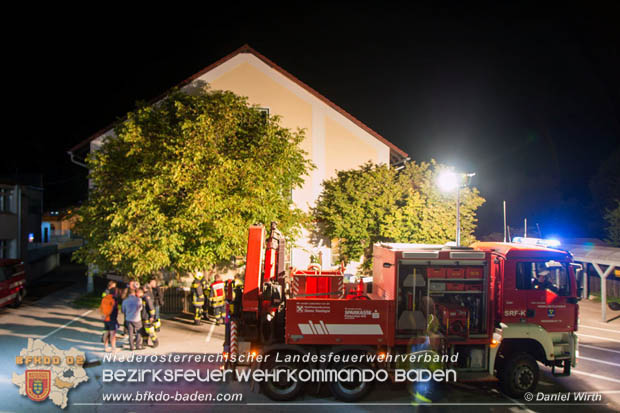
1, 261, 225, 359
579, 297, 620, 324
0, 262, 227, 412
95, 314, 226, 358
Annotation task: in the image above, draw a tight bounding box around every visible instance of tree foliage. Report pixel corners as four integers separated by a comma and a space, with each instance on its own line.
73, 88, 314, 279
605, 200, 620, 247
313, 161, 485, 272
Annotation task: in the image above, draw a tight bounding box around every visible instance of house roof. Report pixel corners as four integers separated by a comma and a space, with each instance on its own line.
68, 45, 408, 159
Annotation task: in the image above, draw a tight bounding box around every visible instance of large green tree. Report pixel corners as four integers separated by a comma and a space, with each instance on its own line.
73, 88, 314, 279
313, 160, 485, 272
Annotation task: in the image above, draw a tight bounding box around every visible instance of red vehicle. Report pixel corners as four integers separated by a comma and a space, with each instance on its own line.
0, 259, 26, 308
225, 224, 580, 401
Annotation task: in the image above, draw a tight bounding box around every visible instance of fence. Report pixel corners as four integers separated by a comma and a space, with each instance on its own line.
161, 287, 191, 314
587, 273, 620, 299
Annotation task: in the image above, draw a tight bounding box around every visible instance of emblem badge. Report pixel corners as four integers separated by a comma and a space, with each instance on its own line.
547, 309, 556, 318
26, 370, 51, 402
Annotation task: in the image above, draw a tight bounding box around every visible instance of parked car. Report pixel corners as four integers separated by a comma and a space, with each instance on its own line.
0, 259, 26, 308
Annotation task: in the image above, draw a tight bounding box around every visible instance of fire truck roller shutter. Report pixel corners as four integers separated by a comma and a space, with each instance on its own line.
398, 271, 427, 330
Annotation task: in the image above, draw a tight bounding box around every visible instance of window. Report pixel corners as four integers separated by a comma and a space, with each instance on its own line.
516, 261, 570, 296
0, 187, 14, 213
330, 238, 340, 267
0, 239, 12, 259
257, 107, 269, 123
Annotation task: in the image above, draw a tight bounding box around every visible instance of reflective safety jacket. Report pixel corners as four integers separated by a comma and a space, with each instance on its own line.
141, 293, 156, 321
191, 278, 206, 306
229, 278, 244, 315
207, 280, 226, 307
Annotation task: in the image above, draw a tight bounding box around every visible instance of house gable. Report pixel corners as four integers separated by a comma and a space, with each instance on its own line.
191, 52, 392, 160
78, 45, 407, 162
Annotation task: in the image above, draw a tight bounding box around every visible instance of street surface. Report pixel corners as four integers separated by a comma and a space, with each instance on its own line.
1, 262, 620, 412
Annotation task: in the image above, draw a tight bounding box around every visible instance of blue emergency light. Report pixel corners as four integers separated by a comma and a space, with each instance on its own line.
512, 237, 561, 248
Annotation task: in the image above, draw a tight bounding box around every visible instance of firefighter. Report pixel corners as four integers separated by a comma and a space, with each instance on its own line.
407, 295, 441, 404
138, 287, 159, 348
207, 274, 226, 325
228, 275, 244, 317
224, 274, 244, 358
149, 278, 164, 332
191, 271, 207, 325
534, 268, 555, 292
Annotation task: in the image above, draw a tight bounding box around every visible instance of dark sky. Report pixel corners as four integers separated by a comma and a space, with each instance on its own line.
5, 3, 620, 239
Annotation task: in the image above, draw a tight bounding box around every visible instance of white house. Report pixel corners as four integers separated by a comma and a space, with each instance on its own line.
68, 45, 408, 272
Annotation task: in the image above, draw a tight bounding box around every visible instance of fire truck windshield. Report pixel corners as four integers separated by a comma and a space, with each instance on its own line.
516, 261, 570, 296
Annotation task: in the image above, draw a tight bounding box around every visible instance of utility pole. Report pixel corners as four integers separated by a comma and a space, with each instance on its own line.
456, 185, 461, 247
503, 201, 507, 242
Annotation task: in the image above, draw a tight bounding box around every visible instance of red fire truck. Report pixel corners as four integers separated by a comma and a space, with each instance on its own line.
225, 224, 580, 401
0, 259, 26, 308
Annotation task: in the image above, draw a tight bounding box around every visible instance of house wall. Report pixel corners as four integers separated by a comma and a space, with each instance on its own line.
0, 185, 19, 259
0, 185, 42, 260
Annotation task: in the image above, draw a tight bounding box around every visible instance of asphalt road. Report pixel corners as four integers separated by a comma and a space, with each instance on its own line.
1, 263, 620, 413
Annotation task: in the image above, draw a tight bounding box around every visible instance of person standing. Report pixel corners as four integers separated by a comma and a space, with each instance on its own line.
102, 280, 116, 298
121, 288, 143, 351
191, 271, 207, 325
149, 278, 164, 332
227, 275, 244, 317
100, 281, 119, 353
207, 274, 226, 325
138, 287, 159, 348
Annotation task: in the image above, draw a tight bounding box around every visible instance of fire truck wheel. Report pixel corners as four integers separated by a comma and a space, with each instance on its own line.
499, 352, 539, 398
9, 290, 23, 308
329, 362, 374, 402
260, 359, 304, 401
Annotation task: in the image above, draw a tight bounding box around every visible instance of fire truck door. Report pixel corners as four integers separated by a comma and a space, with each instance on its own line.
0, 266, 12, 307
502, 261, 528, 323
515, 261, 575, 331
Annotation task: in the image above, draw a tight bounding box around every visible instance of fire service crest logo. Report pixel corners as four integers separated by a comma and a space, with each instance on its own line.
13, 338, 89, 409
26, 370, 51, 402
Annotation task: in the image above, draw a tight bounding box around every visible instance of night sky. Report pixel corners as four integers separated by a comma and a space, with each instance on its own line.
5, 3, 620, 240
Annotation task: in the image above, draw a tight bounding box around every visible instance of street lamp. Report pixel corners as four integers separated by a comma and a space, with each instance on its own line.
437, 170, 476, 247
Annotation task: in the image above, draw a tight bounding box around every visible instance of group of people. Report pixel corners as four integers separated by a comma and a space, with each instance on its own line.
100, 271, 239, 352
100, 279, 165, 352
191, 272, 226, 325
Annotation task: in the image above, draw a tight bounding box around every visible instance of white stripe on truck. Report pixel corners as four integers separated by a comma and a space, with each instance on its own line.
298, 322, 383, 335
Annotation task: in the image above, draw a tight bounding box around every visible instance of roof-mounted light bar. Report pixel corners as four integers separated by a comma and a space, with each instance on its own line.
512, 237, 561, 248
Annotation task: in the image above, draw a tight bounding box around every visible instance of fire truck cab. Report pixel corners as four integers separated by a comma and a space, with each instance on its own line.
226, 225, 579, 401
475, 241, 579, 394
